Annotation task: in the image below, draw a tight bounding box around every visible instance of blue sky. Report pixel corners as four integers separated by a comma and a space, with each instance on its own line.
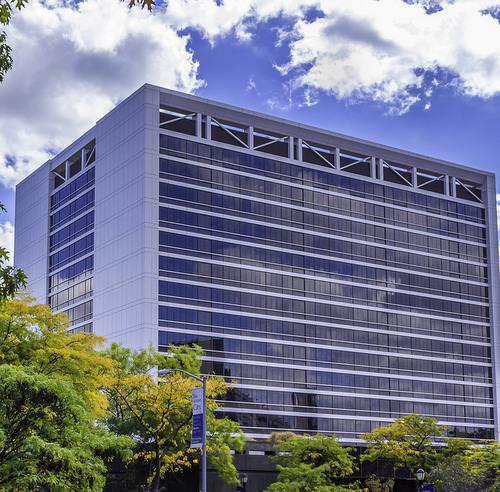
2, 0, 500, 257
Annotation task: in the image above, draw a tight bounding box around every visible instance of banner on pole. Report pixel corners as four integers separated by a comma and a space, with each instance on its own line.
190, 386, 203, 448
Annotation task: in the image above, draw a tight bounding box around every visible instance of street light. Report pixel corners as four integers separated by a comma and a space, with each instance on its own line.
163, 368, 207, 492
241, 472, 248, 492
416, 468, 425, 492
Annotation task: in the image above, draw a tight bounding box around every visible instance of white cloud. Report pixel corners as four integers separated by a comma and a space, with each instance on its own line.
0, 221, 15, 264
164, 0, 500, 114
3, 0, 500, 190
0, 0, 202, 189
275, 0, 500, 113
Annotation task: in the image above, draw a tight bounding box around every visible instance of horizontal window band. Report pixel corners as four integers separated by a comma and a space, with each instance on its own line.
159, 164, 487, 238
219, 407, 495, 428
160, 272, 488, 322
161, 202, 487, 267
159, 278, 490, 325
211, 374, 492, 404
159, 249, 487, 304
160, 176, 486, 248
159, 223, 486, 284
158, 228, 488, 287
218, 400, 494, 425
158, 134, 486, 223
159, 252, 488, 306
202, 349, 491, 382
159, 322, 491, 362
159, 326, 491, 366
201, 355, 493, 387
229, 382, 494, 408
159, 302, 491, 345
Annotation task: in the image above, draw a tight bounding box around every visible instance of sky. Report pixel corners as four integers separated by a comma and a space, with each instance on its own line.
2, 0, 500, 261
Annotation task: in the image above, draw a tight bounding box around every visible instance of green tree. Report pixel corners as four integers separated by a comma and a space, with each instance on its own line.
0, 1, 27, 82
360, 414, 445, 473
0, 204, 26, 300
0, 297, 132, 491
103, 343, 245, 492
465, 441, 500, 491
265, 432, 360, 492
430, 455, 484, 492
430, 441, 500, 492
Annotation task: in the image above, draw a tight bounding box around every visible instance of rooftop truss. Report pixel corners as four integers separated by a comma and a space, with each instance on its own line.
158, 106, 483, 204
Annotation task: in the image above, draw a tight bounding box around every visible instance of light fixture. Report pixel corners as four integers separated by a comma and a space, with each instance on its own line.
416, 468, 425, 481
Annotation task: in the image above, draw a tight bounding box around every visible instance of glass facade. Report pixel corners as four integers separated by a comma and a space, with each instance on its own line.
157, 133, 494, 441
47, 141, 95, 332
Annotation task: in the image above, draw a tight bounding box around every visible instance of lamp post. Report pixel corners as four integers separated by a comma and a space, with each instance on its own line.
163, 369, 207, 492
416, 468, 425, 492
241, 473, 248, 492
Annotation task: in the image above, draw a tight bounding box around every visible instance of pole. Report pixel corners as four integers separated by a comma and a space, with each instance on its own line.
202, 375, 207, 492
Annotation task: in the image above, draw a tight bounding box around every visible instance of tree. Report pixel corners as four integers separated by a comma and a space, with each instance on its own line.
265, 432, 361, 492
0, 1, 27, 82
0, 204, 26, 300
103, 343, 245, 492
0, 297, 133, 490
360, 414, 445, 474
465, 441, 500, 491
430, 441, 500, 492
430, 455, 484, 492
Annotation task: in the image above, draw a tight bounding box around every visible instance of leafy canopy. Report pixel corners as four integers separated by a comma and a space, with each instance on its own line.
266, 432, 361, 492
361, 414, 445, 472
0, 297, 132, 491
104, 343, 245, 492
430, 441, 500, 492
0, 203, 26, 300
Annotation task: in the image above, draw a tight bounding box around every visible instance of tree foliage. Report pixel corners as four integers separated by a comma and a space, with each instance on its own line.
430, 441, 500, 492
266, 433, 361, 492
0, 1, 27, 82
0, 297, 132, 491
360, 414, 445, 473
103, 343, 245, 492
122, 0, 155, 9
0, 204, 26, 300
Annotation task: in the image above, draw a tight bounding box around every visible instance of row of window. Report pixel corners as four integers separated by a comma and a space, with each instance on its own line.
223, 389, 493, 422
50, 166, 95, 212
62, 300, 93, 326
160, 158, 486, 242
49, 233, 93, 272
49, 256, 93, 292
200, 360, 493, 402
49, 278, 93, 311
159, 210, 487, 282
50, 188, 94, 231
159, 135, 485, 223
159, 311, 491, 360
159, 283, 489, 340
159, 234, 488, 301
69, 322, 93, 334
49, 211, 94, 252
160, 184, 486, 262
159, 260, 489, 321
218, 412, 494, 440
158, 331, 490, 382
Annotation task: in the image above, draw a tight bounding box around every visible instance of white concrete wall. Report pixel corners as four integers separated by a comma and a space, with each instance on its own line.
92, 85, 159, 350
14, 163, 50, 303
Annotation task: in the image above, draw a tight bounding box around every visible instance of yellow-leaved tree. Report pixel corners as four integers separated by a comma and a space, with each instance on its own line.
0, 297, 133, 490
103, 343, 245, 492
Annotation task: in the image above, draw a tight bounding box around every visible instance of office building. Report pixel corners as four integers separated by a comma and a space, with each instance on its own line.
15, 85, 500, 451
